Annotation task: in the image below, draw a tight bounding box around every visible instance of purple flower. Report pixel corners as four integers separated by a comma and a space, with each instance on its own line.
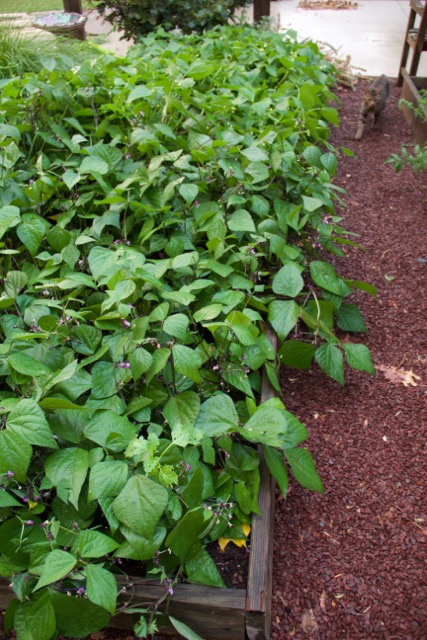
6, 470, 14, 478
76, 587, 85, 595
186, 464, 191, 472
24, 520, 34, 526
122, 319, 131, 328
117, 361, 130, 369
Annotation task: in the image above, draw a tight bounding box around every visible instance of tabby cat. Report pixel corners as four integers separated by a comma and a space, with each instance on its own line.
355, 74, 390, 140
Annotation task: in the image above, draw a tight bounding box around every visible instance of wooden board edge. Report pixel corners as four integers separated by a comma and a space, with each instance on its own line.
245, 324, 278, 640
0, 578, 246, 640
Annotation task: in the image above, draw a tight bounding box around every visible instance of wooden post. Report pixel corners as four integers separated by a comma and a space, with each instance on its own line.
63, 0, 83, 12
253, 0, 270, 23
62, 0, 86, 40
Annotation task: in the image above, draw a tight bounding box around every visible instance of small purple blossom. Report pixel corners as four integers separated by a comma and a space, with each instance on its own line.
6, 470, 14, 478
24, 520, 34, 526
122, 319, 131, 328
72, 522, 79, 530
186, 464, 191, 472
212, 364, 220, 371
46, 532, 54, 541
117, 361, 130, 369
29, 179, 35, 185
23, 497, 29, 503
76, 587, 86, 595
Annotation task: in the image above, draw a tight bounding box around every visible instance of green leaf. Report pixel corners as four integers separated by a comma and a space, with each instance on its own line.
78, 530, 119, 558
343, 343, 375, 374
34, 549, 77, 590
17, 216, 46, 256
172, 345, 202, 383
163, 313, 189, 340
320, 152, 338, 175
44, 448, 89, 509
245, 161, 269, 183
336, 303, 367, 333
227, 209, 256, 233
113, 475, 168, 538
268, 300, 299, 340
71, 325, 102, 355
91, 361, 117, 399
263, 445, 288, 497
284, 448, 323, 493
0, 491, 21, 508
310, 261, 347, 296
193, 303, 223, 323
179, 183, 199, 205
86, 564, 117, 615
80, 156, 109, 176
14, 591, 56, 640
127, 85, 153, 102
241, 145, 269, 162
185, 548, 226, 588
301, 195, 323, 213
195, 394, 238, 437
163, 391, 200, 446
0, 205, 20, 240
272, 263, 304, 298
84, 410, 137, 452
302, 145, 322, 168
278, 340, 316, 370
181, 467, 204, 509
0, 430, 32, 483
88, 460, 129, 502
7, 399, 58, 448
50, 591, 110, 637
62, 169, 81, 190
239, 405, 288, 447
7, 352, 51, 378
129, 348, 153, 380
166, 508, 211, 562
145, 348, 170, 385
169, 616, 205, 640
315, 343, 344, 385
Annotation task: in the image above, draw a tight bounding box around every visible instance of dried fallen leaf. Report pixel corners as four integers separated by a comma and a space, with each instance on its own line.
218, 523, 251, 551
319, 590, 327, 613
301, 608, 318, 634
376, 364, 421, 387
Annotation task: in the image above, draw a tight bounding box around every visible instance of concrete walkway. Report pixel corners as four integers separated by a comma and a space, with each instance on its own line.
2, 1, 427, 77
268, 0, 427, 78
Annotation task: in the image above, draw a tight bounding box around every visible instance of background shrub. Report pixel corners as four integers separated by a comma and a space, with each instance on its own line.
89, 0, 251, 39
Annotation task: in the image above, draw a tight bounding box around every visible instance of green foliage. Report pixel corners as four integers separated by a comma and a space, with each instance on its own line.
0, 24, 373, 638
386, 91, 427, 173
0, 23, 102, 80
89, 0, 250, 39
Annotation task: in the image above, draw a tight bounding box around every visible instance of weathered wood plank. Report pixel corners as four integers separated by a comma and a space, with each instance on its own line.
0, 578, 246, 640
245, 325, 278, 640
113, 581, 246, 639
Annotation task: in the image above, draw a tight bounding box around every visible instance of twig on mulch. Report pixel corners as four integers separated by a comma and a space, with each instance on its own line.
316, 42, 362, 89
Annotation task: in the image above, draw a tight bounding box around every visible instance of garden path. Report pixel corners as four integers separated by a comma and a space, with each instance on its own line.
271, 79, 427, 640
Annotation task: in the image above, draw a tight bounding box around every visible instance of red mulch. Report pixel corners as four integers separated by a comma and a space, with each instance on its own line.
271, 80, 427, 640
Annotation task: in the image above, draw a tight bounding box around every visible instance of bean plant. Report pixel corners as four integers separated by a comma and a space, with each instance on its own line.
0, 25, 375, 639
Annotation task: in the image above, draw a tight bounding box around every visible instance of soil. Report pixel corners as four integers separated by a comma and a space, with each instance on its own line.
271, 80, 427, 640
1, 80, 426, 640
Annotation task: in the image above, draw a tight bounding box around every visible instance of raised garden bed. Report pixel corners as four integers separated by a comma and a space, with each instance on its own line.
400, 68, 427, 146
0, 331, 277, 640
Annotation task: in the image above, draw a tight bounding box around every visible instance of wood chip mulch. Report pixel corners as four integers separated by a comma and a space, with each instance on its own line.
298, 0, 358, 10
272, 80, 427, 640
